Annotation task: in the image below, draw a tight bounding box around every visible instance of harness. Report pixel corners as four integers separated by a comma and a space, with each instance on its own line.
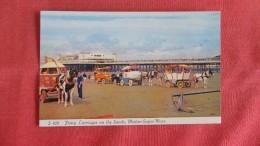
57, 73, 75, 88
59, 74, 65, 84
149, 71, 154, 78
148, 71, 157, 79
200, 71, 210, 81
66, 81, 75, 85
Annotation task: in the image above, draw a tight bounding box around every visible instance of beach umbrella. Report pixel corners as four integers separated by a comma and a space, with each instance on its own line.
121, 66, 131, 71
130, 65, 140, 70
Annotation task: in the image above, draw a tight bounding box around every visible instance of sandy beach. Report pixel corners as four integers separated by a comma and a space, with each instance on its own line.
40, 73, 220, 119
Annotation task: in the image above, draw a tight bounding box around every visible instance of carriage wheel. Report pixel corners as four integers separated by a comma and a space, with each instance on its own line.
128, 80, 133, 86
165, 81, 172, 88
177, 81, 184, 88
40, 90, 47, 103
185, 82, 191, 88
120, 80, 124, 86
101, 79, 106, 84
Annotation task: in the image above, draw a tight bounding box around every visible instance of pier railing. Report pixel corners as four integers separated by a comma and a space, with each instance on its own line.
59, 58, 220, 64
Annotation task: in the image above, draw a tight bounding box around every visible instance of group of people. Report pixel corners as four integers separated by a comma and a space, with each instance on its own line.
75, 69, 163, 99
77, 70, 124, 98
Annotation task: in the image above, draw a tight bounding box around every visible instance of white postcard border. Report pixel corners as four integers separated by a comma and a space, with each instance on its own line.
40, 117, 221, 127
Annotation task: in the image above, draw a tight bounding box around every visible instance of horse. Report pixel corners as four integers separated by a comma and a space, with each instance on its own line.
148, 71, 158, 86
56, 69, 78, 107
141, 71, 148, 86
193, 70, 214, 88
155, 71, 164, 87
56, 73, 66, 104
141, 71, 158, 86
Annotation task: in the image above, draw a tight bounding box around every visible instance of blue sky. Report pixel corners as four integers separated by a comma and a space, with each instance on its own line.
40, 11, 220, 62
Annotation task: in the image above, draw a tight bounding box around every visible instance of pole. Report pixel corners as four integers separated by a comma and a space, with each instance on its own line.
178, 94, 183, 111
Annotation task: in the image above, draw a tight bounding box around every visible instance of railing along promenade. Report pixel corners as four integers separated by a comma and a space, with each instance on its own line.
60, 58, 220, 65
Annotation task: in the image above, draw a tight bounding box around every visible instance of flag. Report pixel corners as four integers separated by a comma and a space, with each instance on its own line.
45, 56, 58, 67
45, 56, 57, 63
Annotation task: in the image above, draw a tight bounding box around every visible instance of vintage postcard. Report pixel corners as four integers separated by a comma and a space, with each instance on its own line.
39, 11, 221, 127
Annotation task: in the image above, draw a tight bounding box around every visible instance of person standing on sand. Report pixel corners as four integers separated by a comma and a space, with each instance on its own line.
88, 73, 91, 82
116, 71, 121, 86
77, 71, 83, 99
83, 72, 87, 82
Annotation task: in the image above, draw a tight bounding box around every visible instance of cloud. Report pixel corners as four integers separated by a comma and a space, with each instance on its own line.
41, 11, 220, 32
40, 12, 220, 62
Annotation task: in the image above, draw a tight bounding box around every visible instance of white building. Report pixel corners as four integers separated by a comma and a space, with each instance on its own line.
57, 52, 116, 63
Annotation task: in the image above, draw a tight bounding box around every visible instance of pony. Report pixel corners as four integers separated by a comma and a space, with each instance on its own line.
155, 71, 164, 87
141, 70, 158, 86
148, 70, 158, 86
56, 69, 78, 107
141, 71, 148, 86
193, 70, 214, 88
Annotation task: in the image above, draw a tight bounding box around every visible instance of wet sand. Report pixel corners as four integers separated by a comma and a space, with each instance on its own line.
40, 73, 220, 119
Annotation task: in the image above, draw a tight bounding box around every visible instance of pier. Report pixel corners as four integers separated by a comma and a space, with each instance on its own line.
61, 58, 220, 72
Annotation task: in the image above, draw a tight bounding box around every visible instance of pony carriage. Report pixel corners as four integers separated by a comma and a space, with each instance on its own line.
93, 66, 113, 84
120, 65, 142, 86
39, 61, 67, 103
164, 64, 193, 88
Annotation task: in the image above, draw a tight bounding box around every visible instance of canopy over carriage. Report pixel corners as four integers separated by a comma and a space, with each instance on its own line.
93, 66, 111, 71
164, 64, 193, 88
120, 65, 142, 86
121, 65, 140, 71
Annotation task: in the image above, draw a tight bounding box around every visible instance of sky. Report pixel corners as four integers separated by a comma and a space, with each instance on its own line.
40, 11, 220, 62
